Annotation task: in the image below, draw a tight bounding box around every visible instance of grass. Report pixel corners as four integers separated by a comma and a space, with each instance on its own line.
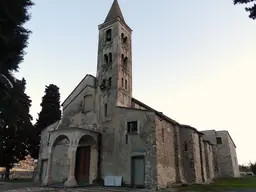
178, 176, 256, 191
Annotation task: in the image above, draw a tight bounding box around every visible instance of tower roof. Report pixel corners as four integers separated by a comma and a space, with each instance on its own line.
104, 0, 125, 23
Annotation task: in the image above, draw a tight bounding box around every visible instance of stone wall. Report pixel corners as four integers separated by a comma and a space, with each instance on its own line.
200, 138, 207, 183
192, 132, 203, 183
179, 126, 196, 183
155, 117, 176, 189
201, 130, 220, 178
204, 142, 215, 181
225, 132, 239, 177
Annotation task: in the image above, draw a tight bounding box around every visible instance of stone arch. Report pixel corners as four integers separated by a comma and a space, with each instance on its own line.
51, 135, 70, 183
75, 134, 98, 185
78, 134, 96, 146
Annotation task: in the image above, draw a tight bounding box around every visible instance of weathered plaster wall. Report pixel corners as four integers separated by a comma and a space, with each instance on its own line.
51, 140, 69, 183
89, 145, 98, 184
226, 133, 239, 177
34, 122, 59, 182
216, 131, 234, 177
62, 85, 97, 128
62, 75, 96, 110
155, 117, 176, 189
216, 131, 239, 178
106, 107, 156, 189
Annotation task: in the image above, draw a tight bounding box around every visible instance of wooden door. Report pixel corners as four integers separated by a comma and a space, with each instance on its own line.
75, 146, 91, 184
131, 156, 145, 188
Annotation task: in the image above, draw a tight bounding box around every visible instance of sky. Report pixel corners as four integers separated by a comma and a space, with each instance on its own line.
16, 0, 256, 165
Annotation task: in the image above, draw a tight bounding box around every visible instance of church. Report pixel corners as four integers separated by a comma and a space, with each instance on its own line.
35, 0, 240, 189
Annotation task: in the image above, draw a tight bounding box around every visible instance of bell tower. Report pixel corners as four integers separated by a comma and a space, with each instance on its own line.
96, 0, 133, 120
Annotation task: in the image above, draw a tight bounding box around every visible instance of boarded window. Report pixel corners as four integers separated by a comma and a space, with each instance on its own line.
127, 121, 138, 133
83, 95, 93, 112
216, 137, 222, 144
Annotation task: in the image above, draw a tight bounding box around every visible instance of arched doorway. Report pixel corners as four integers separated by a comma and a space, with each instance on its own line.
51, 135, 70, 183
75, 134, 97, 185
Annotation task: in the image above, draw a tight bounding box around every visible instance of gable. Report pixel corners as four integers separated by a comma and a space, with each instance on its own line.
61, 74, 96, 109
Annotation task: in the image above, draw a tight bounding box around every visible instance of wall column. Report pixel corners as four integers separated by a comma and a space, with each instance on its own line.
42, 149, 53, 186
64, 145, 78, 187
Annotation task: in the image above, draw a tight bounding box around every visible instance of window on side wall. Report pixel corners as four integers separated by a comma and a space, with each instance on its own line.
216, 137, 222, 144
184, 142, 188, 151
127, 121, 138, 134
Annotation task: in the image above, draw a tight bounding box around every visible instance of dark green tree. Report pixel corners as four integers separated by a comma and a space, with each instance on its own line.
250, 162, 256, 174
0, 0, 34, 98
234, 0, 256, 19
29, 84, 61, 159
0, 78, 33, 180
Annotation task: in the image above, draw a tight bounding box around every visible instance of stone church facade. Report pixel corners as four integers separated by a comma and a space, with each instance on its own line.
34, 0, 239, 189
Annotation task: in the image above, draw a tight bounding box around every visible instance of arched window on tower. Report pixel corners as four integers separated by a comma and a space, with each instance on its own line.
106, 29, 112, 41
121, 54, 124, 62
121, 33, 128, 45
123, 36, 128, 45
104, 54, 108, 64
124, 57, 128, 68
125, 79, 127, 89
121, 78, 124, 87
104, 103, 108, 117
108, 53, 112, 63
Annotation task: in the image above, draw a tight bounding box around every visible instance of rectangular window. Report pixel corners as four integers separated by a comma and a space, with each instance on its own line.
184, 142, 188, 151
216, 137, 222, 144
125, 79, 128, 89
104, 103, 107, 117
127, 121, 138, 133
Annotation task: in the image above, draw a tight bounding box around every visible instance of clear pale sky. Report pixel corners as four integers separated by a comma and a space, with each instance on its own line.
16, 0, 256, 165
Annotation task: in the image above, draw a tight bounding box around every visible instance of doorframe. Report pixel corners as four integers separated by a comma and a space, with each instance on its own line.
75, 145, 91, 184
131, 155, 145, 188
